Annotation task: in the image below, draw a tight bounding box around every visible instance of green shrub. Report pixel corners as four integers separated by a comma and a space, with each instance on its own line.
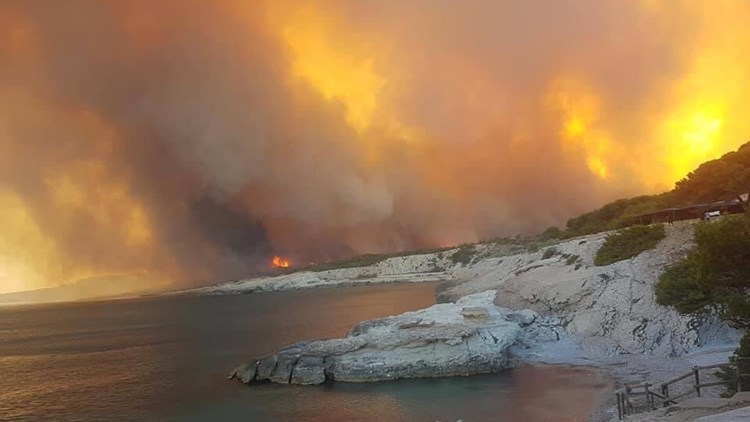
655, 254, 711, 314
542, 247, 558, 259
655, 214, 750, 326
594, 224, 666, 266
307, 253, 392, 271
526, 242, 543, 253
451, 244, 476, 266
714, 332, 750, 396
307, 246, 451, 272
655, 214, 750, 396
540, 226, 562, 240
565, 254, 581, 265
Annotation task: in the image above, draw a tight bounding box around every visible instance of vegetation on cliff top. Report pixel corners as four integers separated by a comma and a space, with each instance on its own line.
656, 214, 750, 326
304, 141, 750, 273
450, 244, 477, 266
305, 246, 452, 272
594, 224, 666, 266
562, 141, 750, 237
656, 213, 750, 392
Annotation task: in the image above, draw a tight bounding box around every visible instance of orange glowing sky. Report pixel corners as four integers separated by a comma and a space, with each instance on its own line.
1, 0, 749, 296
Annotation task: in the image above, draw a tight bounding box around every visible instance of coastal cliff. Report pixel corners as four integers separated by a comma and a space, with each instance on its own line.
208, 221, 738, 371
223, 220, 746, 422
441, 222, 738, 357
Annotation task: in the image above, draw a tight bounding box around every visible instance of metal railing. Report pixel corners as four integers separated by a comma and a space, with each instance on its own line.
616, 357, 750, 420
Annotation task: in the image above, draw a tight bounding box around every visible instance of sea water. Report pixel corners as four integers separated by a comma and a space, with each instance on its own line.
0, 283, 610, 421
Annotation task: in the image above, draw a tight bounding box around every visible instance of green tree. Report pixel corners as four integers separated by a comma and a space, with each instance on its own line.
561, 141, 750, 238
657, 214, 750, 326
656, 213, 750, 392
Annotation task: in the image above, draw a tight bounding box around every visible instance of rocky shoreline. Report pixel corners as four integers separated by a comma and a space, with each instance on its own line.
229, 290, 564, 385
205, 220, 744, 420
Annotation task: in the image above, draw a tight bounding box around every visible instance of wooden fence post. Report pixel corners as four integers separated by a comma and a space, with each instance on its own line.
735, 357, 742, 393
661, 384, 669, 407
625, 385, 631, 414
694, 366, 701, 397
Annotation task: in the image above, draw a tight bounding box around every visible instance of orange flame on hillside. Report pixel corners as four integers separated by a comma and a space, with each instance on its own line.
271, 256, 290, 268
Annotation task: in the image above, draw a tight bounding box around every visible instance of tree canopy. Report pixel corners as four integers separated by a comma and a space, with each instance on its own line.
656, 214, 750, 328
563, 142, 750, 237
656, 212, 750, 392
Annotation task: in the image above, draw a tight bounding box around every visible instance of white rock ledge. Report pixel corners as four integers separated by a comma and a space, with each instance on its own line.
229, 290, 564, 385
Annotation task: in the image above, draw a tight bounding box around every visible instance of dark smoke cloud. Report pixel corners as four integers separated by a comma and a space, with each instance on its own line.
0, 0, 744, 293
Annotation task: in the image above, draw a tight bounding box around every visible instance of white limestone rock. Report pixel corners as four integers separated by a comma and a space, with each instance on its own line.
189, 250, 453, 295
441, 222, 740, 356
218, 220, 739, 379
230, 290, 564, 385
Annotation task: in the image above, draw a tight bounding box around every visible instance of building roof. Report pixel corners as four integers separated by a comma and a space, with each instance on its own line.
635, 194, 748, 220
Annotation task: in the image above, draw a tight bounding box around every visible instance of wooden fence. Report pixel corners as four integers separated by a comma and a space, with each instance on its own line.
616, 357, 750, 420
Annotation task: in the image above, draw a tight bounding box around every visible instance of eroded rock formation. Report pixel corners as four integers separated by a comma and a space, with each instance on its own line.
229, 290, 562, 385
218, 221, 740, 387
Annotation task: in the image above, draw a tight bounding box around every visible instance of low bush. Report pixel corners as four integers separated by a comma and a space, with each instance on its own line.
451, 244, 476, 266
594, 224, 666, 266
565, 254, 581, 266
307, 246, 451, 272
542, 247, 558, 259
714, 332, 750, 396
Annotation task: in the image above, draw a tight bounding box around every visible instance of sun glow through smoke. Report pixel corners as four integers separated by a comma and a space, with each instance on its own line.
275, 5, 387, 134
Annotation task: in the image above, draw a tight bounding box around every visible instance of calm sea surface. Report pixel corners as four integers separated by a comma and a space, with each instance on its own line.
0, 283, 611, 422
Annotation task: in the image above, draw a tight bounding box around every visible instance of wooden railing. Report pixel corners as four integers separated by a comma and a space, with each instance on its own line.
616, 357, 750, 420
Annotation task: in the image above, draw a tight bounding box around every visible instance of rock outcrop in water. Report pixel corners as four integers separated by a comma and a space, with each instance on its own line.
229, 290, 563, 385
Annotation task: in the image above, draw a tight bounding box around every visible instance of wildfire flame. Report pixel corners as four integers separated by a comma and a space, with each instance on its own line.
271, 256, 290, 268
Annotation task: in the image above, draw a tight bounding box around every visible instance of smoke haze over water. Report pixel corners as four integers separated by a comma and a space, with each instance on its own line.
1, 0, 749, 295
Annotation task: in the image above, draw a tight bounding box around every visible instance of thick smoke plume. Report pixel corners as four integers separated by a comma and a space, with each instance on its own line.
1, 0, 749, 294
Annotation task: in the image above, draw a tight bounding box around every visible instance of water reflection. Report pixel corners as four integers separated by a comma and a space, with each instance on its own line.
0, 284, 612, 422
0, 283, 437, 421
505, 365, 613, 422
184, 367, 612, 422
